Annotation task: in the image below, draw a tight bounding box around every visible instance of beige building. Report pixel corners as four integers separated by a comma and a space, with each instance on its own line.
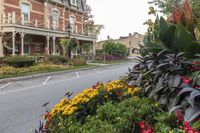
96, 32, 144, 56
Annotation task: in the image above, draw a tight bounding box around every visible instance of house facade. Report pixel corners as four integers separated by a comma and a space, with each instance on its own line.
97, 32, 144, 56
0, 0, 96, 57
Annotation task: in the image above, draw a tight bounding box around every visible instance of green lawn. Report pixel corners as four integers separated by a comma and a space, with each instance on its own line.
94, 59, 132, 64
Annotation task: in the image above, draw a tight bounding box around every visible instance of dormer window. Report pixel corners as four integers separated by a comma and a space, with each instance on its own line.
71, 0, 77, 6
21, 3, 30, 22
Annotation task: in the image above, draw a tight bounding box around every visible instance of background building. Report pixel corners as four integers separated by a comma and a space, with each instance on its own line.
96, 32, 144, 56
0, 0, 96, 57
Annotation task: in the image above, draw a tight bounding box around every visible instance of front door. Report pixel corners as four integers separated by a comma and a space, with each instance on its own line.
24, 44, 29, 54
24, 35, 30, 54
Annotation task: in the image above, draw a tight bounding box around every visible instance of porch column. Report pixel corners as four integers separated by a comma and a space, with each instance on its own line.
92, 41, 96, 59
76, 41, 80, 56
46, 35, 50, 55
52, 36, 56, 55
129, 48, 132, 56
0, 34, 4, 57
12, 32, 16, 56
21, 33, 25, 55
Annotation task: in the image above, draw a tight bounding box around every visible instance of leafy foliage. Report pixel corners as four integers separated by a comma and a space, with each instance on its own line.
142, 16, 200, 58
104, 40, 128, 59
128, 49, 200, 129
49, 55, 68, 64
148, 0, 200, 19
69, 56, 86, 66
83, 4, 104, 37
3, 56, 35, 67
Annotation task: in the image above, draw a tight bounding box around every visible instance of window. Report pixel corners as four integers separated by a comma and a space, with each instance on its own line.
21, 3, 30, 22
71, 0, 77, 6
52, 10, 59, 30
70, 16, 75, 33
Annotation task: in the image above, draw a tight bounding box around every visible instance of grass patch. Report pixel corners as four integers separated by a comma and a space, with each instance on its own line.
0, 64, 96, 79
94, 59, 132, 64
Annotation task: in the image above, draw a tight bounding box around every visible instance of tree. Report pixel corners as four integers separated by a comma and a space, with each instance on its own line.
83, 4, 104, 37
104, 40, 128, 58
148, 0, 200, 19
60, 38, 78, 58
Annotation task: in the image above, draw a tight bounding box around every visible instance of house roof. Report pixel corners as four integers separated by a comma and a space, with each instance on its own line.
49, 0, 85, 12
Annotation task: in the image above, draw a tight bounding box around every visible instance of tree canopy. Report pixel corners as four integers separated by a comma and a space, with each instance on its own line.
148, 0, 200, 19
83, 4, 104, 37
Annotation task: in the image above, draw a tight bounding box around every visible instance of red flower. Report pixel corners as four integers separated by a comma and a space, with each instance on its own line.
172, 8, 182, 24
176, 110, 183, 121
44, 124, 48, 129
191, 62, 200, 65
139, 121, 145, 129
182, 0, 193, 29
181, 76, 192, 84
115, 91, 123, 97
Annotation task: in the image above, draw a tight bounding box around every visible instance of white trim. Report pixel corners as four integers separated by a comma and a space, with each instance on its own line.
21, 2, 31, 23
69, 15, 76, 33
51, 8, 60, 29
70, 0, 78, 6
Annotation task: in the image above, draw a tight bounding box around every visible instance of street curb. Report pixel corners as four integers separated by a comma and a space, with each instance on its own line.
0, 62, 133, 84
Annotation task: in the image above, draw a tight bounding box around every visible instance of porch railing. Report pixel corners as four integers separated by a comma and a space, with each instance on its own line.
2, 12, 96, 37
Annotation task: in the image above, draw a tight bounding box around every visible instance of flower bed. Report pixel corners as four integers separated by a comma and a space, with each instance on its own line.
36, 80, 192, 133
0, 64, 68, 77
36, 0, 200, 132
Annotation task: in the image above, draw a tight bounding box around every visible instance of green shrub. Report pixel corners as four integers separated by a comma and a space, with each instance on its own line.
3, 56, 35, 67
69, 56, 86, 66
0, 57, 4, 65
64, 97, 180, 133
49, 55, 68, 64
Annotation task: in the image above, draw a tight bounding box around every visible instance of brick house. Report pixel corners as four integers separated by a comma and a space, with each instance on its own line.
0, 0, 96, 57
97, 32, 144, 56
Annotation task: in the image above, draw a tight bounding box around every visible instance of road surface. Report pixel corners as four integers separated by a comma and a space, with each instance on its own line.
0, 63, 135, 133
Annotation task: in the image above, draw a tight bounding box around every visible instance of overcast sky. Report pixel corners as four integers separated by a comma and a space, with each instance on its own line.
87, 0, 155, 41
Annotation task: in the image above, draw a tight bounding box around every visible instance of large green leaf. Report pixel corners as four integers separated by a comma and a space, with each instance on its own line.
167, 75, 181, 88
159, 17, 168, 35
159, 17, 169, 49
184, 105, 200, 122
174, 24, 193, 52
189, 90, 200, 107
171, 87, 194, 107
184, 41, 200, 58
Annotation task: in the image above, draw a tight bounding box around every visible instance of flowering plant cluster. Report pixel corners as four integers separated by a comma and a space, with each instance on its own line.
42, 80, 140, 132
46, 80, 139, 118
0, 64, 69, 78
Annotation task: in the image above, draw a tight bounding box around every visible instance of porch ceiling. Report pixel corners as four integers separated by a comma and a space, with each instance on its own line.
2, 24, 96, 41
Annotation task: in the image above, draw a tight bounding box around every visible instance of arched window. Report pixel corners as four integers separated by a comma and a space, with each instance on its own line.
21, 3, 30, 22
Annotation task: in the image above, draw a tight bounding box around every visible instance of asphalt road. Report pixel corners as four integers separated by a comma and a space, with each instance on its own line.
0, 63, 135, 133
